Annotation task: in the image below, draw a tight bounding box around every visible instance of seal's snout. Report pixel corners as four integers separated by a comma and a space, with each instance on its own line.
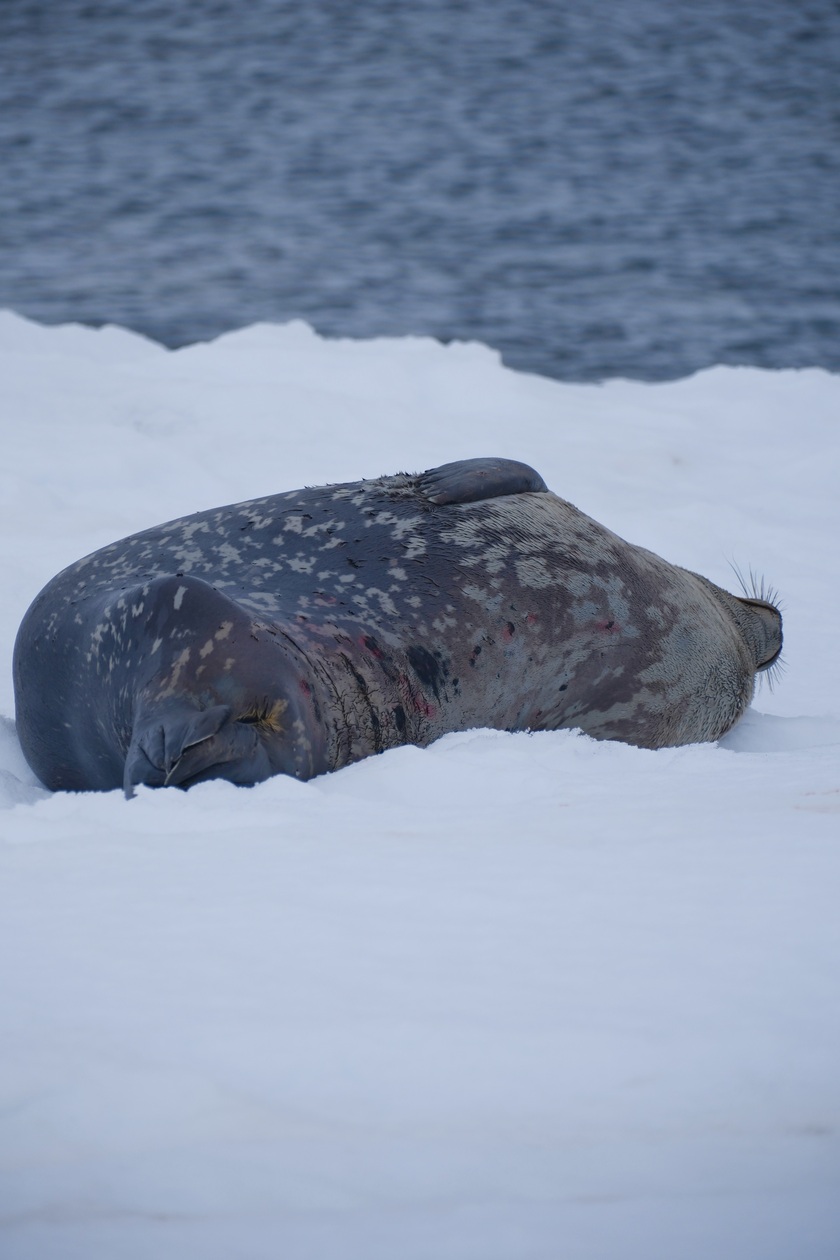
739, 597, 783, 672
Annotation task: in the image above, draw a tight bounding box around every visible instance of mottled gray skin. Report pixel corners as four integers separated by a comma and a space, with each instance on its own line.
13, 458, 783, 794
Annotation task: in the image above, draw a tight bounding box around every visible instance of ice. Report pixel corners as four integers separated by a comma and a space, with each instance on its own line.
1, 312, 838, 1258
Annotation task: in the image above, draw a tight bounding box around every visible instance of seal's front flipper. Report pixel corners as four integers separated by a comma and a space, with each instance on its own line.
417, 458, 548, 506
123, 702, 231, 796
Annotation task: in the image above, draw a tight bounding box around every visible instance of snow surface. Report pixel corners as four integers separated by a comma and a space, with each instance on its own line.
1, 310, 838, 1259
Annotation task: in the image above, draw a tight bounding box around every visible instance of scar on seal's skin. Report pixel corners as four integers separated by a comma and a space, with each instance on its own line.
13, 456, 783, 794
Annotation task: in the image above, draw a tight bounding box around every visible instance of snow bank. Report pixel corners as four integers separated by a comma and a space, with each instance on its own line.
1, 312, 838, 1258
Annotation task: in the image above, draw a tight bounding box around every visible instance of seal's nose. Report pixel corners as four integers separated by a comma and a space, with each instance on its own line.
740, 598, 783, 671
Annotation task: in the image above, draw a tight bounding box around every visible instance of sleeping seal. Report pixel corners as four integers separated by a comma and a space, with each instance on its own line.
13, 458, 782, 794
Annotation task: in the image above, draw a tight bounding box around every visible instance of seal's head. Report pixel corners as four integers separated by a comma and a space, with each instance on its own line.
647, 573, 785, 749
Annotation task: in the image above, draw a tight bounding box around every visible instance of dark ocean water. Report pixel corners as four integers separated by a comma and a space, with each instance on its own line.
1, 0, 839, 381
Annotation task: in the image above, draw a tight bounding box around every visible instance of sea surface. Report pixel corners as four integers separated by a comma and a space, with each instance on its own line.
1, 0, 838, 381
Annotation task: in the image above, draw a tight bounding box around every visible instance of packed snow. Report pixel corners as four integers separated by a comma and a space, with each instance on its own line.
1, 311, 838, 1259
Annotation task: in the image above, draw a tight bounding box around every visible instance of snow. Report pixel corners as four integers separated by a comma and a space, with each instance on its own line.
1, 310, 838, 1258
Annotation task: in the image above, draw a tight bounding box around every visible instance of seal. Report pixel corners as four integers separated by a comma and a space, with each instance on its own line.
13, 458, 783, 795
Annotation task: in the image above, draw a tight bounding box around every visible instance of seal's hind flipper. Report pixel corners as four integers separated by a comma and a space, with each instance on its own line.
417, 458, 548, 506
123, 702, 231, 797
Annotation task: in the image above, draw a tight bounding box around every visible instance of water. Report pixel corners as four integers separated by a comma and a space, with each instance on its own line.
1, 0, 839, 381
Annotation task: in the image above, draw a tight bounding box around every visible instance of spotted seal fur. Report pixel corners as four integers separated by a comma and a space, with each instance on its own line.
13, 458, 783, 794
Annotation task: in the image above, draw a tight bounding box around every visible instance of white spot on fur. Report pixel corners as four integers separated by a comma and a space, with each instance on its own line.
173, 585, 187, 609
157, 647, 191, 698
440, 519, 483, 548
515, 556, 553, 589
391, 515, 423, 540
170, 545, 205, 569
181, 521, 209, 541
303, 518, 343, 538
433, 613, 458, 631
365, 587, 397, 615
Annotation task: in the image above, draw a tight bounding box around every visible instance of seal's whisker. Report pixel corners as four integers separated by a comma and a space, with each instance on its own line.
729, 557, 750, 599
728, 557, 784, 612
759, 653, 787, 693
